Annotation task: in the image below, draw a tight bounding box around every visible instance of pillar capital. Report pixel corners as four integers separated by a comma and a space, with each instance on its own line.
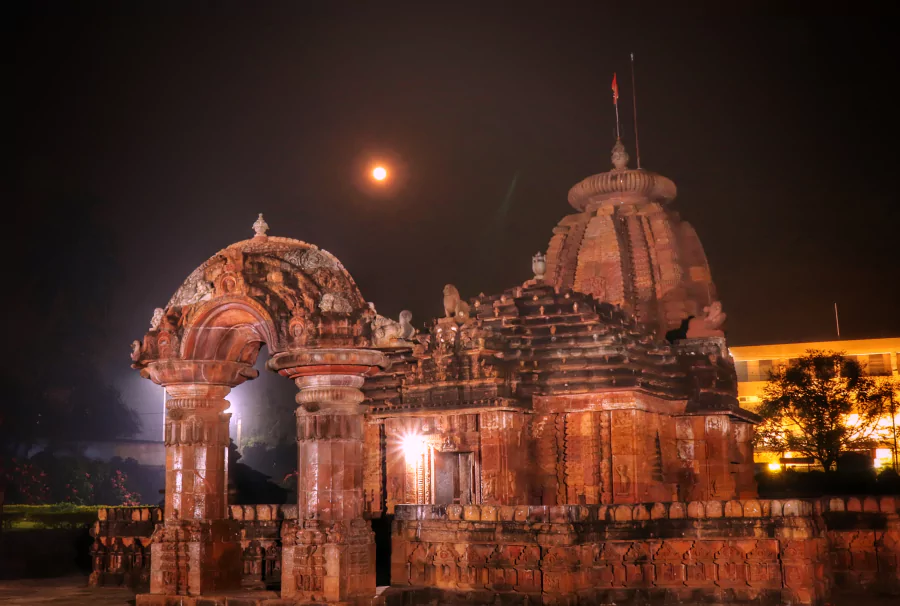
267, 347, 388, 379
142, 359, 258, 389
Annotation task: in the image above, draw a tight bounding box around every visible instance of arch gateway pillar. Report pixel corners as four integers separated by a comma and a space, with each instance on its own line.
131, 218, 389, 603
143, 360, 257, 595
270, 349, 386, 601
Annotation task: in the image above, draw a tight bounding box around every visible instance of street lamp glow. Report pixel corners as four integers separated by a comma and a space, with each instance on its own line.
372, 166, 387, 181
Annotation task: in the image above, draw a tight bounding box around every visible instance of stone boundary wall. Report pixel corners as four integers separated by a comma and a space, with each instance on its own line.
90, 507, 161, 589
89, 505, 299, 590
87, 498, 900, 602
816, 496, 900, 593
229, 504, 296, 590
391, 499, 900, 605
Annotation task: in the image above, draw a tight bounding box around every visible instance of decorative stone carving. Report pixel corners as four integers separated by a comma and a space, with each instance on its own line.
612, 137, 630, 170
443, 284, 470, 323
532, 251, 546, 280
299, 249, 337, 273
149, 307, 165, 331
166, 267, 213, 308
686, 301, 726, 338
318, 292, 352, 314
372, 310, 417, 348
288, 310, 315, 347
252, 213, 269, 237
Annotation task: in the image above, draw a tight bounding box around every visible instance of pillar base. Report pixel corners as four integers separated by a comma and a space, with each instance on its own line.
281, 518, 376, 603
148, 519, 243, 596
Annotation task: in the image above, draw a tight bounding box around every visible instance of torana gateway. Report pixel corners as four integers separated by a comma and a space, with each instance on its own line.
94, 140, 900, 605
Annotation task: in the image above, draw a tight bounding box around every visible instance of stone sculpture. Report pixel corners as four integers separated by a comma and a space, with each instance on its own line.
532, 251, 546, 280
372, 310, 417, 347
252, 213, 269, 237
443, 284, 470, 323
686, 301, 727, 338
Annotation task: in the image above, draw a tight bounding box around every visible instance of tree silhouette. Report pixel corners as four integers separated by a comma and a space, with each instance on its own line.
1, 198, 139, 457
756, 350, 887, 472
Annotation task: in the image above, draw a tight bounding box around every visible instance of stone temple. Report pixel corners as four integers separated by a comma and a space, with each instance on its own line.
103, 140, 899, 605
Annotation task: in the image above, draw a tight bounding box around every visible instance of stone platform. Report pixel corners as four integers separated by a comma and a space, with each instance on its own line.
391, 498, 900, 605
89, 497, 900, 605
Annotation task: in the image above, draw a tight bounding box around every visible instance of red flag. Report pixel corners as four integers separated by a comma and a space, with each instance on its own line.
612, 73, 619, 104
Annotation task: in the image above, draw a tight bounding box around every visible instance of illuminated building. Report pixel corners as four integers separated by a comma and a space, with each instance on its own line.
730, 337, 900, 468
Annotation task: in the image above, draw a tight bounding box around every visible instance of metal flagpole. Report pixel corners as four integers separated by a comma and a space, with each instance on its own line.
615, 100, 621, 139
630, 53, 641, 169
612, 73, 620, 139
834, 302, 841, 338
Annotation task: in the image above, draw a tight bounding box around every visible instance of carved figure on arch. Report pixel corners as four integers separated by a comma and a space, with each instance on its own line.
371, 310, 417, 348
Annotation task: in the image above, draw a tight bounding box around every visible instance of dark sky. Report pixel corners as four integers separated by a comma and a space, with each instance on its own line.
10, 5, 899, 439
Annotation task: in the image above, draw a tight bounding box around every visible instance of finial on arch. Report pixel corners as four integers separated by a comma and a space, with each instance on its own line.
611, 138, 630, 171
253, 213, 269, 237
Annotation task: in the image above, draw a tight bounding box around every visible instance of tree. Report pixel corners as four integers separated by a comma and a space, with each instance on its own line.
757, 350, 887, 473
0, 198, 139, 458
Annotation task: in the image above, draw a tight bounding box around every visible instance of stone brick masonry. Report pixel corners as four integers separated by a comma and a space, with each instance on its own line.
91, 497, 900, 604
388, 497, 900, 605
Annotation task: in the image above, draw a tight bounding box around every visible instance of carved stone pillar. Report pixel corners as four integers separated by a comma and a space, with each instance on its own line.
269, 349, 388, 603
141, 360, 256, 597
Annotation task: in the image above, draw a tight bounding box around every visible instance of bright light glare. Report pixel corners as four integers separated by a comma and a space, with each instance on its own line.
372, 166, 387, 181
767, 462, 782, 472
401, 432, 426, 462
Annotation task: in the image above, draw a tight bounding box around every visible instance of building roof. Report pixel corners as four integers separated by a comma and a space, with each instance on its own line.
730, 337, 900, 361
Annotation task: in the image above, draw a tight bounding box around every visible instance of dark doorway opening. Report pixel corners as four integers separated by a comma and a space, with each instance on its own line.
372, 514, 392, 587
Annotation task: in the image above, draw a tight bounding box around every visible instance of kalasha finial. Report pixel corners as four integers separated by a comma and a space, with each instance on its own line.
611, 138, 630, 170
532, 251, 546, 280
253, 213, 269, 237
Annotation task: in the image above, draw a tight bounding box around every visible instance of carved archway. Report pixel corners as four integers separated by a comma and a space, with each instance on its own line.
131, 219, 388, 601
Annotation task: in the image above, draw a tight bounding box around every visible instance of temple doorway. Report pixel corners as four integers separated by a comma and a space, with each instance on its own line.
433, 451, 474, 505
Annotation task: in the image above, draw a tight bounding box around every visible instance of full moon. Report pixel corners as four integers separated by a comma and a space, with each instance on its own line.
372, 166, 387, 181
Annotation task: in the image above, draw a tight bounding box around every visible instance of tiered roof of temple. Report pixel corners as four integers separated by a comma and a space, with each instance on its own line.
364, 282, 751, 421
364, 139, 746, 421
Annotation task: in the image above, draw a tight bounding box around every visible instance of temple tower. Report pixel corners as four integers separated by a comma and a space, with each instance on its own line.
544, 139, 717, 337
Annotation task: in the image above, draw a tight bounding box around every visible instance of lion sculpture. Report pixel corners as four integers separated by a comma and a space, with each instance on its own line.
443, 284, 470, 323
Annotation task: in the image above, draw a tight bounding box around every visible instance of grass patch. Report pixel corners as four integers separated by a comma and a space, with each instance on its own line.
1, 504, 148, 530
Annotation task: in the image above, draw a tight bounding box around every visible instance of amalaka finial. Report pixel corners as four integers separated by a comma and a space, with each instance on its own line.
253, 213, 269, 237
611, 138, 630, 171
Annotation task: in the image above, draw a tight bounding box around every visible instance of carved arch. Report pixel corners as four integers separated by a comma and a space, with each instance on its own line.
132, 236, 374, 370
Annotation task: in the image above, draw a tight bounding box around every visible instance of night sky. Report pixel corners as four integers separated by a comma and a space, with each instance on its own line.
10, 5, 899, 439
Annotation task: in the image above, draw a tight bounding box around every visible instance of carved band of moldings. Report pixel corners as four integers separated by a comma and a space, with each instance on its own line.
294, 374, 366, 409
568, 168, 677, 211
296, 412, 364, 441
165, 397, 230, 411
164, 414, 230, 446
295, 385, 366, 409
268, 348, 388, 375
